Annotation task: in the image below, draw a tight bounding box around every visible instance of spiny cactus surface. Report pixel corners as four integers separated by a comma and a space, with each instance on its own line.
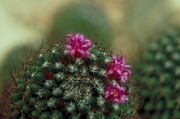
134, 29, 180, 119
5, 33, 136, 119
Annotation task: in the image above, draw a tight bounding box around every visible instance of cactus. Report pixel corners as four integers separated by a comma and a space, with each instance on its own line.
0, 44, 38, 83
2, 33, 137, 119
49, 4, 112, 47
134, 29, 180, 119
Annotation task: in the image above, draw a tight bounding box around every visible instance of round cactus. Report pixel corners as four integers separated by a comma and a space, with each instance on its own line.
134, 29, 180, 119
0, 44, 38, 83
3, 33, 137, 119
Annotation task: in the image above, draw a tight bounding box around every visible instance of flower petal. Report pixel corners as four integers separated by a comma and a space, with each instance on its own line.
65, 45, 72, 49
106, 53, 131, 81
64, 33, 93, 58
106, 70, 114, 75
70, 49, 75, 56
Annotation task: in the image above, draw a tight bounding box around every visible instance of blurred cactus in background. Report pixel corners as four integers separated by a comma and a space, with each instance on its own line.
0, 44, 39, 118
0, 44, 39, 82
0, 44, 40, 96
124, 0, 172, 42
2, 33, 138, 119
133, 28, 180, 119
48, 3, 113, 48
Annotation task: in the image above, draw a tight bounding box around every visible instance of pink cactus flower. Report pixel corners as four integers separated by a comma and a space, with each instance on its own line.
106, 54, 131, 83
105, 83, 129, 103
64, 33, 94, 58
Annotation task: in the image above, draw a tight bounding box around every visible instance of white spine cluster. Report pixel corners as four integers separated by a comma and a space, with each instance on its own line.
44, 80, 53, 88
42, 61, 49, 67
97, 96, 105, 107
66, 102, 75, 113
52, 87, 62, 96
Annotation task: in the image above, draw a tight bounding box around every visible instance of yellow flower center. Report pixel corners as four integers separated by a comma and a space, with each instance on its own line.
113, 65, 120, 70
110, 90, 118, 97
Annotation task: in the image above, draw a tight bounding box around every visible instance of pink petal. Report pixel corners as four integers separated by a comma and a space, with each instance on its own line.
123, 64, 131, 68
75, 33, 80, 37
120, 56, 125, 64
120, 96, 126, 103
120, 75, 125, 82
119, 87, 125, 92
70, 49, 75, 56
85, 51, 90, 56
127, 70, 131, 76
82, 44, 88, 48
105, 92, 110, 98
86, 42, 94, 48
114, 98, 121, 103
78, 37, 83, 43
75, 33, 84, 39
106, 70, 114, 75
84, 38, 91, 42
115, 83, 121, 89
116, 70, 122, 75
71, 36, 76, 42
78, 49, 85, 56
106, 84, 112, 90
65, 45, 72, 49
122, 72, 128, 76
112, 54, 117, 60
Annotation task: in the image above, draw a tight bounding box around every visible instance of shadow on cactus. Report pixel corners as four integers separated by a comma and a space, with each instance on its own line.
3, 33, 137, 119
134, 29, 180, 119
48, 3, 113, 48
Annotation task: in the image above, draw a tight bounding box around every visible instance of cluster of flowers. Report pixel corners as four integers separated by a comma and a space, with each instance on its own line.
105, 54, 131, 103
43, 33, 131, 105
7, 32, 133, 119
61, 33, 131, 104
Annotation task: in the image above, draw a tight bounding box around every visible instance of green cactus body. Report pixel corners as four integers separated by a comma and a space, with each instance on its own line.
4, 33, 136, 119
134, 29, 180, 119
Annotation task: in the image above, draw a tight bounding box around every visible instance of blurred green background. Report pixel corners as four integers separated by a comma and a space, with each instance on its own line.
133, 28, 180, 118
1, 0, 180, 118
48, 3, 113, 47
